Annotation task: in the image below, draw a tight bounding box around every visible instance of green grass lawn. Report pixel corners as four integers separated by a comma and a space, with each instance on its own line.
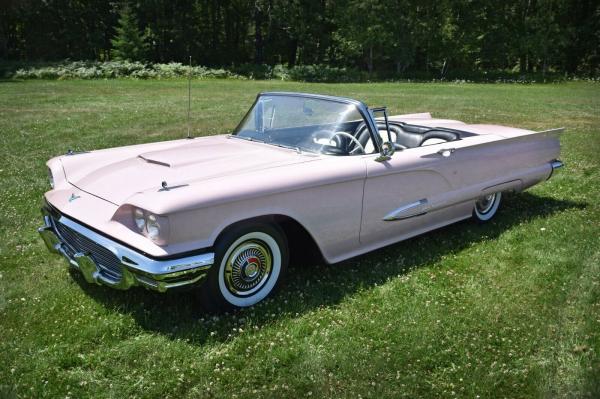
0, 79, 599, 398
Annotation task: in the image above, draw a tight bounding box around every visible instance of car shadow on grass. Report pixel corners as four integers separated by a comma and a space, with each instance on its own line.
71, 192, 585, 345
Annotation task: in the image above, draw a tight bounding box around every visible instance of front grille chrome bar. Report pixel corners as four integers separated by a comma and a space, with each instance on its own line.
38, 207, 214, 292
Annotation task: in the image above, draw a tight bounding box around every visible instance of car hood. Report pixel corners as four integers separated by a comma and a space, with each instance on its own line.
62, 135, 316, 206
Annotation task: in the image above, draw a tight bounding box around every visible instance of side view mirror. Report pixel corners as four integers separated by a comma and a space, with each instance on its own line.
375, 141, 396, 162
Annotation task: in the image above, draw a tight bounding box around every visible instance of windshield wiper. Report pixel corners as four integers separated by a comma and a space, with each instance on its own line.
268, 142, 304, 154
231, 135, 308, 154
229, 135, 265, 144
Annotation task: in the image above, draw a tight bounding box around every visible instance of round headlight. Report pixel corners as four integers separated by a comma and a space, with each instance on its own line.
146, 214, 160, 239
133, 208, 145, 231
48, 168, 54, 189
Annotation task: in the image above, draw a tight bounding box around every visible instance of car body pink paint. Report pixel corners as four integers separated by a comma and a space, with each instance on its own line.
39, 92, 563, 294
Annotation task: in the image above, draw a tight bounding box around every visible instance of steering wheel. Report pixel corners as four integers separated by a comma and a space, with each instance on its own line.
314, 130, 365, 154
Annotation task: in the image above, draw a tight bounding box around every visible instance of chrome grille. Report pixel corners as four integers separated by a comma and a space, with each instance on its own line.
52, 218, 123, 281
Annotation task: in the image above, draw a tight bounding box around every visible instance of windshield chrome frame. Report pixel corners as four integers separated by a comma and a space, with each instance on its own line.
232, 92, 383, 154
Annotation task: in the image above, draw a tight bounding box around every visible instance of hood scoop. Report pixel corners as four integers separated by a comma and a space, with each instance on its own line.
138, 144, 245, 168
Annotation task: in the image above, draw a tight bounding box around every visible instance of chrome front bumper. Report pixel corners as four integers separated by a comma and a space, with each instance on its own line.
38, 208, 214, 292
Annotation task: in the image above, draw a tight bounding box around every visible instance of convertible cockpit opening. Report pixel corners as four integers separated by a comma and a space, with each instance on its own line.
364, 121, 474, 150
233, 93, 476, 156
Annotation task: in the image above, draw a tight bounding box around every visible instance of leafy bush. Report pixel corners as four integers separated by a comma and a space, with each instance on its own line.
286, 64, 367, 82
5, 60, 595, 83
232, 64, 274, 80
9, 61, 247, 80
8, 61, 369, 82
153, 62, 188, 78
272, 64, 290, 80
13, 61, 150, 79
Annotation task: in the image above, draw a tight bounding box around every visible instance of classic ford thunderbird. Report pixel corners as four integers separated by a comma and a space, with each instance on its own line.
39, 92, 563, 310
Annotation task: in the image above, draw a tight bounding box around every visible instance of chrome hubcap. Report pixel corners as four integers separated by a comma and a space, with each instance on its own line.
224, 240, 272, 296
476, 194, 496, 214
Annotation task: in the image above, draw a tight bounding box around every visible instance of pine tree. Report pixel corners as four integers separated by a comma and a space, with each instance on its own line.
111, 5, 148, 61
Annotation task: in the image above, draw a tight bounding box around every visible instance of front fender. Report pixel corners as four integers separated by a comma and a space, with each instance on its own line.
164, 175, 364, 263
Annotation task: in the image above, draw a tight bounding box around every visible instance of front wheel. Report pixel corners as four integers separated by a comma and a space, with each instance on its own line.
473, 192, 502, 222
200, 224, 288, 312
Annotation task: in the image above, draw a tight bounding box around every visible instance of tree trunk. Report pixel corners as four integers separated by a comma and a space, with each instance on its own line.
211, 1, 219, 54
368, 45, 373, 74
542, 56, 547, 80
519, 0, 531, 75
440, 59, 447, 80
254, 2, 264, 64
289, 39, 298, 67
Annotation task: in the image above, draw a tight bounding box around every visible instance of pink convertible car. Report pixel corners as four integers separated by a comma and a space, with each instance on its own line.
39, 92, 563, 311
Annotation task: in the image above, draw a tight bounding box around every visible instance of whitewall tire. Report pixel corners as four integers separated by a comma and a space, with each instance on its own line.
201, 223, 288, 312
473, 192, 502, 222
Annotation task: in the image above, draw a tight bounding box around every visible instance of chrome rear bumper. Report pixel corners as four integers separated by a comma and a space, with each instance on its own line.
548, 159, 564, 180
38, 208, 214, 292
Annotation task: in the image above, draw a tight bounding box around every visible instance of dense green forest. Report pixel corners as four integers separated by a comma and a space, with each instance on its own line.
1, 0, 599, 77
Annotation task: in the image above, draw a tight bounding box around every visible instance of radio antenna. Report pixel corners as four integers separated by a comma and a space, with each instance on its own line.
187, 55, 192, 139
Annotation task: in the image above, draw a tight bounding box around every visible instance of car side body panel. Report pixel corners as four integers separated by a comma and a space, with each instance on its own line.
43, 109, 561, 265
361, 132, 558, 244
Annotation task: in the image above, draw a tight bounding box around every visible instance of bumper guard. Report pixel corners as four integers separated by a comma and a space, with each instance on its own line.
38, 208, 214, 292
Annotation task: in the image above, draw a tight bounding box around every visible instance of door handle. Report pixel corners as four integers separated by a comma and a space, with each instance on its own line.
437, 148, 456, 157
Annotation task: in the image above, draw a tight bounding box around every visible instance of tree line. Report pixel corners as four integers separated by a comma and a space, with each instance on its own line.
1, 0, 598, 77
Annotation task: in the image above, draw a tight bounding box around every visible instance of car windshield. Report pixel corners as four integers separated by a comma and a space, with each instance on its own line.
232, 95, 374, 155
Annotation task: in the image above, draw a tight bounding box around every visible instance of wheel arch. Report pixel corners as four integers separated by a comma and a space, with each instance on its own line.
213, 214, 325, 265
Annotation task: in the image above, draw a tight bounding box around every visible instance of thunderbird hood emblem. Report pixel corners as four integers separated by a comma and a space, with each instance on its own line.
68, 193, 81, 202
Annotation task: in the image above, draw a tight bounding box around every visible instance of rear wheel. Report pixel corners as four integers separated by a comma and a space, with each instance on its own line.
473, 192, 502, 222
200, 223, 288, 312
